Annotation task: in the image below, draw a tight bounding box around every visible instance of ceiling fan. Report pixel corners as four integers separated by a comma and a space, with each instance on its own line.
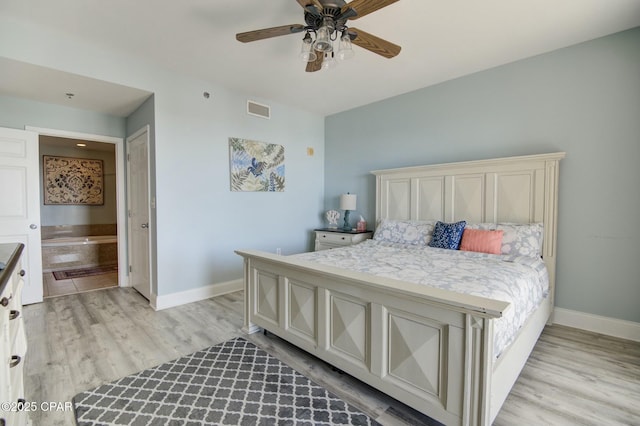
236, 0, 401, 72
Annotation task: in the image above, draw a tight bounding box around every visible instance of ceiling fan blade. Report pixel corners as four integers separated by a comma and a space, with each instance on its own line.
296, 0, 324, 15
335, 7, 358, 22
306, 53, 324, 72
342, 0, 399, 20
236, 24, 305, 43
350, 27, 401, 58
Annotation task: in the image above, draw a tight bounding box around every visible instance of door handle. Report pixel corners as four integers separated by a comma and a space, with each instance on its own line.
141, 223, 149, 229
9, 355, 21, 368
29, 224, 38, 229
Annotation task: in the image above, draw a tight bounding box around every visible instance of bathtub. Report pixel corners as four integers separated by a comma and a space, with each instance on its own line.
41, 235, 118, 272
41, 235, 118, 247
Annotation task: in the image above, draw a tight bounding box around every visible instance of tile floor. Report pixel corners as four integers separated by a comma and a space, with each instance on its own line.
43, 270, 118, 298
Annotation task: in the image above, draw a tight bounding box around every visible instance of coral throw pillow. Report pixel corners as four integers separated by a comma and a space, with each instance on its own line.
459, 229, 504, 254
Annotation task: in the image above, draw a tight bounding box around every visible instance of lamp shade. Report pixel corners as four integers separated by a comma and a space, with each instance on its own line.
322, 52, 338, 70
338, 31, 354, 60
299, 32, 317, 62
340, 193, 357, 211
314, 25, 333, 52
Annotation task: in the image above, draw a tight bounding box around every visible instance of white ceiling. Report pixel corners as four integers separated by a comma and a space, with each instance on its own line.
40, 135, 116, 153
0, 57, 152, 117
1, 0, 639, 117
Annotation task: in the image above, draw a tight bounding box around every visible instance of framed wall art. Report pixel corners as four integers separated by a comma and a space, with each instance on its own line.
229, 137, 285, 192
43, 155, 104, 205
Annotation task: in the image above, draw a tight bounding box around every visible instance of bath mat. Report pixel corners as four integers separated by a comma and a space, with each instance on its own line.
73, 337, 379, 426
52, 264, 118, 280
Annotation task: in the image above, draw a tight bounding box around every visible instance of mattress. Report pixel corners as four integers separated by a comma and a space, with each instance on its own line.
294, 239, 549, 357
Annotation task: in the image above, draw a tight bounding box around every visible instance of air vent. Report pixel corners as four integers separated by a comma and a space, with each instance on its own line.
247, 100, 270, 119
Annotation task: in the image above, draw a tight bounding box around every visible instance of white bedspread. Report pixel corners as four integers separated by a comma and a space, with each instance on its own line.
294, 240, 549, 357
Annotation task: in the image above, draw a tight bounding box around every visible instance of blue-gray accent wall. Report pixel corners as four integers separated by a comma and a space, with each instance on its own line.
325, 27, 640, 323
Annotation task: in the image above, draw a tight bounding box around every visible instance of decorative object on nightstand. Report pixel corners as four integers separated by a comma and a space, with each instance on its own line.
325, 210, 340, 229
314, 229, 373, 251
340, 193, 357, 231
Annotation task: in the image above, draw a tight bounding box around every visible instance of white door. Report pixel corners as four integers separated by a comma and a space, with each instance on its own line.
0, 127, 43, 304
126, 127, 151, 300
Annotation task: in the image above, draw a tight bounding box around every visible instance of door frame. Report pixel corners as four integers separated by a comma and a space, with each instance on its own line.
26, 126, 128, 287
126, 125, 153, 301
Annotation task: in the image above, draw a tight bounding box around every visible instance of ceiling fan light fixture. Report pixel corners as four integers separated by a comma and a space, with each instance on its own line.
338, 30, 355, 60
314, 23, 333, 53
234, 0, 401, 73
299, 32, 317, 62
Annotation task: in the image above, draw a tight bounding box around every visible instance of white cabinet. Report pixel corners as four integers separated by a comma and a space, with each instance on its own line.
0, 244, 29, 426
314, 229, 373, 251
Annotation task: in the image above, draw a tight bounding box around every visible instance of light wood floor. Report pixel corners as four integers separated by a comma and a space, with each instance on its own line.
23, 288, 640, 425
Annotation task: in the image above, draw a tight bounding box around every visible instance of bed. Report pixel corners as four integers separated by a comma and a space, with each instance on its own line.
235, 152, 565, 425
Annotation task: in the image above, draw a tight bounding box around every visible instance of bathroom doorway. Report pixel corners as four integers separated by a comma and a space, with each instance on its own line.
31, 127, 126, 298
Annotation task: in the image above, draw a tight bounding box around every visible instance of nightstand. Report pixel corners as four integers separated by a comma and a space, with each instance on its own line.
314, 229, 373, 251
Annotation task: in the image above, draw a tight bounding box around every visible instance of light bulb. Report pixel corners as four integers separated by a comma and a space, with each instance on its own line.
314, 25, 333, 53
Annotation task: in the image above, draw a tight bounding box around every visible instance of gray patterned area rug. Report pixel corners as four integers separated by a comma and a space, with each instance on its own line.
73, 337, 380, 425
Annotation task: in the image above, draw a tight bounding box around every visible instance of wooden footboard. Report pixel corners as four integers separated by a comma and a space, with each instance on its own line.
235, 250, 510, 426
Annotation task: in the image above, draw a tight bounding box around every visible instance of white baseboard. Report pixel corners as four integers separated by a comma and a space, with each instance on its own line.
553, 307, 640, 342
151, 279, 243, 311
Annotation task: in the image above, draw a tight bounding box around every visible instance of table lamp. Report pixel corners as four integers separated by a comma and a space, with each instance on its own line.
340, 193, 357, 231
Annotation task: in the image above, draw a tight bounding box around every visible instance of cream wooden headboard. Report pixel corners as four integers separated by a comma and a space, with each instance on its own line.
371, 152, 565, 305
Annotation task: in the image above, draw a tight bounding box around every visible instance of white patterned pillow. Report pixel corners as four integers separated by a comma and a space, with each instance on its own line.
467, 222, 544, 257
466, 223, 496, 231
498, 223, 544, 257
373, 219, 435, 246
